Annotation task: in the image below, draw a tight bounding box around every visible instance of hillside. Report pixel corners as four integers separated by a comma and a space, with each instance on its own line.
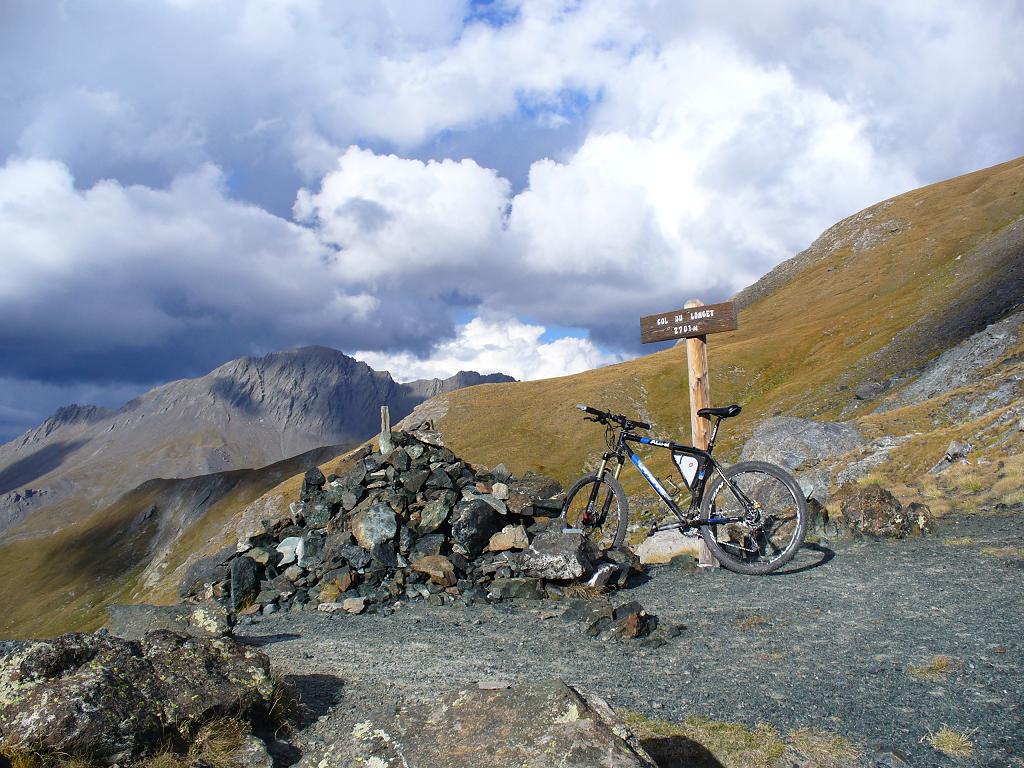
0, 443, 355, 638
0, 346, 512, 538
401, 157, 1024, 507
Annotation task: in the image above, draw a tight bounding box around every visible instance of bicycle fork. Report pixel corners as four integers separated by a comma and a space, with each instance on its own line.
583, 453, 623, 525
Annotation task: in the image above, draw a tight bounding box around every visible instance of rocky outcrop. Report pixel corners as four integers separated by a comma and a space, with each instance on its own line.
740, 417, 865, 504
106, 602, 233, 641
301, 678, 657, 768
0, 631, 276, 765
829, 484, 933, 539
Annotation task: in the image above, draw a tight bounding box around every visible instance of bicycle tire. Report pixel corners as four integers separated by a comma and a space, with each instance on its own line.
560, 472, 630, 550
699, 460, 808, 575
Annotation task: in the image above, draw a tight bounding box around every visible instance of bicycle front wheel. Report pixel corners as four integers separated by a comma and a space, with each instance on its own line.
561, 472, 629, 550
700, 461, 807, 575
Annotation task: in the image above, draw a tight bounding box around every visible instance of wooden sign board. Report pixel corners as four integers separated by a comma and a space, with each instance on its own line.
639, 300, 738, 344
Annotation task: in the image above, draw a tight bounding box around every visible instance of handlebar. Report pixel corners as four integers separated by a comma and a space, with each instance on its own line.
575, 404, 651, 431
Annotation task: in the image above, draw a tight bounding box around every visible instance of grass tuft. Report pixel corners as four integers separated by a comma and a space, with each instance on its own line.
943, 536, 976, 546
981, 545, 1024, 558
266, 668, 305, 733
141, 752, 190, 768
624, 711, 786, 768
788, 728, 862, 767
906, 654, 957, 681
187, 718, 248, 768
923, 726, 975, 758
564, 583, 609, 600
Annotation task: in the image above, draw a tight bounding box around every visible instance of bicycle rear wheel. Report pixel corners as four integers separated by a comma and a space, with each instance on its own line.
700, 461, 807, 574
561, 472, 629, 550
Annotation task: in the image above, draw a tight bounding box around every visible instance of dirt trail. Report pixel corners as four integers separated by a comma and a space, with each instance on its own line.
237, 511, 1024, 767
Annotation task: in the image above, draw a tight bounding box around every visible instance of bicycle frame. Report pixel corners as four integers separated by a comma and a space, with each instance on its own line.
590, 425, 754, 531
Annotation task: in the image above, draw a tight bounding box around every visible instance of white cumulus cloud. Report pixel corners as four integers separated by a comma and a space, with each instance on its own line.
356, 316, 622, 383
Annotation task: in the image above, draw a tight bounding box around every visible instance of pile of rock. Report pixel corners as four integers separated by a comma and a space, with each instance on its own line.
184, 428, 642, 617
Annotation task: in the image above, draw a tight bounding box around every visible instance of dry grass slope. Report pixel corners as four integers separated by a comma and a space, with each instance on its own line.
430, 157, 1024, 502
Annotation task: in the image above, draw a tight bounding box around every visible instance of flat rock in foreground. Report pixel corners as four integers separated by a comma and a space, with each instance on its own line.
301, 678, 657, 768
0, 631, 275, 765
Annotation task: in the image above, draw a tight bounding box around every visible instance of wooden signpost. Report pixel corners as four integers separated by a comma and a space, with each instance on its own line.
640, 298, 738, 568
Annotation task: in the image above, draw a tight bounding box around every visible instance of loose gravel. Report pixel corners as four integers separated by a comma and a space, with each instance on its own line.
237, 511, 1024, 767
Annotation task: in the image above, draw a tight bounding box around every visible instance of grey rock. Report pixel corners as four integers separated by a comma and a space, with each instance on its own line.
417, 498, 450, 534
230, 556, 261, 609
401, 469, 430, 493
740, 417, 864, 504
178, 545, 236, 598
299, 531, 325, 567
521, 529, 593, 581
276, 536, 303, 567
231, 735, 275, 768
338, 544, 372, 569
304, 678, 656, 768
505, 473, 564, 514
854, 381, 887, 400
304, 502, 332, 528
426, 468, 454, 489
883, 308, 1024, 412
450, 498, 501, 557
106, 603, 233, 641
0, 631, 275, 765
413, 533, 446, 557
464, 491, 508, 515
351, 503, 398, 550
487, 577, 544, 600
302, 466, 326, 494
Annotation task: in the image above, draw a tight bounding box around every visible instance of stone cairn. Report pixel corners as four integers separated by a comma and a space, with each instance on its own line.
184, 427, 644, 621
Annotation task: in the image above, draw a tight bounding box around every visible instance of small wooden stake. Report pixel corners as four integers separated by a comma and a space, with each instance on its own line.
684, 299, 719, 569
379, 405, 393, 455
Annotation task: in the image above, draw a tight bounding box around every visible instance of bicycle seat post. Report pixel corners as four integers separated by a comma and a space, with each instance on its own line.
707, 416, 724, 453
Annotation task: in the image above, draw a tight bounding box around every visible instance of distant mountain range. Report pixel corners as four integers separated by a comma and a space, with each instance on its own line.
0, 346, 512, 537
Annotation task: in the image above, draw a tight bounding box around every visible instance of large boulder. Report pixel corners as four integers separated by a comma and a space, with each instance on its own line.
416, 498, 450, 534
230, 555, 262, 609
301, 679, 656, 767
351, 503, 398, 550
0, 631, 275, 765
178, 545, 236, 599
106, 602, 233, 641
830, 484, 933, 538
740, 417, 864, 504
634, 529, 700, 564
520, 529, 593, 580
505, 473, 564, 515
449, 498, 501, 557
411, 555, 457, 587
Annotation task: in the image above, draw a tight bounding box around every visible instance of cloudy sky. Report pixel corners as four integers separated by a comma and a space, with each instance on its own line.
1, 0, 1023, 441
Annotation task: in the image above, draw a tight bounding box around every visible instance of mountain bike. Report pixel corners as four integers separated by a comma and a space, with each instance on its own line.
562, 404, 808, 575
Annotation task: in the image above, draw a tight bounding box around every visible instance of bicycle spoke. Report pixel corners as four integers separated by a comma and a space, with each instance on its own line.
707, 469, 802, 568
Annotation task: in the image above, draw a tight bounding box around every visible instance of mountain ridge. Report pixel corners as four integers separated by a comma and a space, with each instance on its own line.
0, 345, 513, 537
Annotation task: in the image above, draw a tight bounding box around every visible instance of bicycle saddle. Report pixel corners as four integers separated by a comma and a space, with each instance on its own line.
697, 404, 741, 418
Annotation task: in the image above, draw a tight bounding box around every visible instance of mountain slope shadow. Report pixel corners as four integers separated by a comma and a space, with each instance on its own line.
0, 439, 88, 494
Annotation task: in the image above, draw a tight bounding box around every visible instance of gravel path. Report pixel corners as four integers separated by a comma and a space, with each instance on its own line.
237, 511, 1024, 767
